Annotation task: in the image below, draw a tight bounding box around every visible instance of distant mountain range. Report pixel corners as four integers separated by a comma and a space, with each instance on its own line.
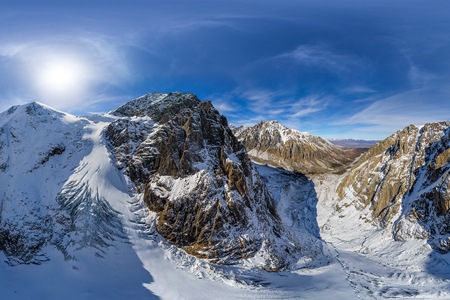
328, 138, 380, 148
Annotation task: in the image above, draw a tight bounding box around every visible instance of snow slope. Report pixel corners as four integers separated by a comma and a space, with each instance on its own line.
0, 103, 155, 299
315, 174, 450, 299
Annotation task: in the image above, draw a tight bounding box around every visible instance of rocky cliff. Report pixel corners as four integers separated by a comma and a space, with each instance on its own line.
233, 121, 361, 175
336, 122, 450, 252
107, 92, 302, 269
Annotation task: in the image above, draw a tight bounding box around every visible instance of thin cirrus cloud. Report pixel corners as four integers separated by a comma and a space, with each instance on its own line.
274, 44, 366, 75
290, 96, 329, 118
218, 88, 329, 131
337, 84, 450, 138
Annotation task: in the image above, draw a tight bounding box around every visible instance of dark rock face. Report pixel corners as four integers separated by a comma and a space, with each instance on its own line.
405, 125, 450, 252
107, 92, 298, 269
0, 208, 53, 265
233, 121, 361, 175
337, 122, 450, 252
336, 125, 421, 224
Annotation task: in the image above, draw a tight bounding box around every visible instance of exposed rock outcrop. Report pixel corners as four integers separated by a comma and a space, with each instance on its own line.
107, 92, 301, 269
336, 122, 450, 251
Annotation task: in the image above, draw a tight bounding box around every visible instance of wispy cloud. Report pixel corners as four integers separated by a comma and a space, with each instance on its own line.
272, 43, 367, 74
0, 43, 28, 57
407, 63, 439, 88
220, 87, 330, 133
228, 115, 267, 127
343, 85, 376, 94
239, 88, 289, 115
239, 88, 329, 119
336, 84, 450, 138
292, 96, 329, 117
209, 95, 239, 114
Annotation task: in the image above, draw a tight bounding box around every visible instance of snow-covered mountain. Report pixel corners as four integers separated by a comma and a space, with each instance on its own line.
336, 122, 450, 250
0, 102, 126, 265
233, 121, 361, 175
234, 119, 450, 298
311, 121, 450, 299
106, 92, 309, 270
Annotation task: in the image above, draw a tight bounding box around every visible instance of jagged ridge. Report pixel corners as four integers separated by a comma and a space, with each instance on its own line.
337, 122, 450, 252
107, 92, 303, 269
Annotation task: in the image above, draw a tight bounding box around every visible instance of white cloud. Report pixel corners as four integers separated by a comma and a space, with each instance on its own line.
273, 43, 366, 74
226, 113, 267, 127
241, 88, 285, 103
292, 96, 329, 117
212, 100, 236, 113
218, 88, 330, 134
292, 107, 322, 118
336, 85, 450, 138
407, 63, 439, 88
233, 88, 330, 121
238, 88, 289, 115
0, 43, 28, 57
343, 85, 376, 94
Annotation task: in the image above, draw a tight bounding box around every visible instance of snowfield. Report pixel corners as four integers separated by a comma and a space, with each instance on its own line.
314, 174, 450, 300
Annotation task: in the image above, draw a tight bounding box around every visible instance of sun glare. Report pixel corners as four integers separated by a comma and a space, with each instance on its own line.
34, 56, 89, 103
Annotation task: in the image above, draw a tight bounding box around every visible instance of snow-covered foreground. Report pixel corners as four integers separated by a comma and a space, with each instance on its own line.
314, 174, 450, 299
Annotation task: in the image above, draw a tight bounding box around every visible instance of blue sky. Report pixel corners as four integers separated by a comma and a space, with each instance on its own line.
0, 0, 449, 139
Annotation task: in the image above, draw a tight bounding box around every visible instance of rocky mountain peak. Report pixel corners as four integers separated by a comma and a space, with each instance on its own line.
336, 121, 450, 252
253, 120, 312, 142
233, 121, 361, 175
1, 101, 66, 123
111, 92, 201, 122
106, 92, 302, 269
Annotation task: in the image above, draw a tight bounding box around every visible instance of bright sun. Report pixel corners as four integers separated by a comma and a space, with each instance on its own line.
35, 56, 89, 102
